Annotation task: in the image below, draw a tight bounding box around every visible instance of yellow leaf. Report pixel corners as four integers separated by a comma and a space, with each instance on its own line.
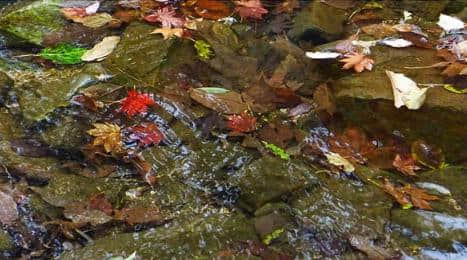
87, 123, 123, 153
150, 28, 184, 40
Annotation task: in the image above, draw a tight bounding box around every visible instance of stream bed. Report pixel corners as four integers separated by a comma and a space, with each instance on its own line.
0, 0, 466, 259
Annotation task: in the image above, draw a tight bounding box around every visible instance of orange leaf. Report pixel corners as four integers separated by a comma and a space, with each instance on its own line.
339, 53, 374, 73
226, 112, 257, 133
392, 154, 420, 176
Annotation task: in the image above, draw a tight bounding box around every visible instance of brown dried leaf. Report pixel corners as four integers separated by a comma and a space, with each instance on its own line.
441, 62, 467, 77
382, 178, 412, 208
88, 193, 113, 216
189, 88, 248, 114
392, 154, 420, 176
361, 23, 396, 38
400, 185, 439, 210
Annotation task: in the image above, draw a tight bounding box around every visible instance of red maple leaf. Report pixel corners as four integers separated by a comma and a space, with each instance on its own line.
120, 90, 155, 117
226, 112, 257, 133
234, 0, 268, 20
128, 123, 164, 147
144, 6, 185, 28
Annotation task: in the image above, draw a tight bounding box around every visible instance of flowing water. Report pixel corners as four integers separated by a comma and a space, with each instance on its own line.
0, 0, 466, 259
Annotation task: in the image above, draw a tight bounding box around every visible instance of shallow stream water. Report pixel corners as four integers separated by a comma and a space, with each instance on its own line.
0, 0, 466, 259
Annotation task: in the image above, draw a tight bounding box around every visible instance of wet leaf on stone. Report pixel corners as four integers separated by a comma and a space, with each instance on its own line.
192, 0, 231, 20
63, 202, 113, 226
128, 123, 164, 147
386, 70, 429, 110
144, 7, 185, 28
381, 178, 440, 210
194, 40, 214, 60
87, 123, 124, 154
234, 0, 268, 20
226, 112, 257, 133
339, 53, 374, 73
274, 0, 299, 14
392, 154, 420, 176
39, 44, 87, 65
114, 206, 163, 225
71, 94, 104, 111
325, 152, 355, 173
120, 90, 155, 117
189, 87, 248, 114
88, 193, 113, 216
81, 36, 121, 62
0, 190, 18, 225
151, 28, 184, 39
262, 141, 290, 160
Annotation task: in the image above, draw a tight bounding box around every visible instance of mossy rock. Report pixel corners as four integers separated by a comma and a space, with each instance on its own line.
11, 63, 109, 121
0, 229, 13, 252
60, 212, 258, 259
229, 156, 315, 212
0, 0, 66, 46
30, 171, 127, 208
288, 0, 348, 42
104, 22, 197, 88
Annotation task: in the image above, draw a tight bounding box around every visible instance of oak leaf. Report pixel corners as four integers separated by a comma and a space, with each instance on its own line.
87, 123, 123, 153
339, 53, 374, 73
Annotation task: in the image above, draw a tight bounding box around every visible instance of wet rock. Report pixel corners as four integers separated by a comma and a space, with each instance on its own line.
390, 209, 467, 251
30, 172, 126, 208
332, 46, 467, 112
11, 63, 110, 121
230, 156, 315, 212
335, 98, 467, 162
0, 0, 66, 46
197, 21, 258, 86
288, 1, 348, 43
0, 229, 13, 251
104, 22, 196, 88
290, 166, 394, 257
401, 0, 450, 20
60, 212, 258, 259
254, 203, 292, 243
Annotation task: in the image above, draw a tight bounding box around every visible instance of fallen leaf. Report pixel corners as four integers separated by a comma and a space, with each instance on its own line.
144, 7, 185, 28
87, 123, 124, 153
386, 70, 430, 110
120, 90, 155, 117
305, 51, 341, 59
437, 14, 465, 31
81, 36, 120, 61
128, 123, 164, 147
392, 154, 420, 176
226, 112, 257, 133
115, 207, 163, 225
259, 122, 295, 148
150, 28, 184, 39
339, 53, 374, 73
71, 94, 104, 111
325, 152, 355, 173
381, 178, 439, 210
262, 141, 290, 160
399, 32, 432, 49
381, 178, 412, 209
192, 0, 231, 20
441, 62, 467, 77
88, 193, 113, 216
0, 191, 18, 225
361, 23, 396, 38
275, 0, 299, 13
189, 88, 248, 114
379, 38, 413, 48
39, 44, 87, 65
234, 0, 268, 20
64, 202, 113, 226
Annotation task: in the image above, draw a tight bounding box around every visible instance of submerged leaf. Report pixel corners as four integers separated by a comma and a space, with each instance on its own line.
325, 152, 355, 173
87, 123, 123, 153
235, 0, 268, 20
226, 112, 257, 133
120, 90, 155, 117
39, 44, 87, 65
128, 123, 164, 147
194, 40, 214, 60
189, 88, 248, 114
262, 141, 290, 160
81, 36, 120, 61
